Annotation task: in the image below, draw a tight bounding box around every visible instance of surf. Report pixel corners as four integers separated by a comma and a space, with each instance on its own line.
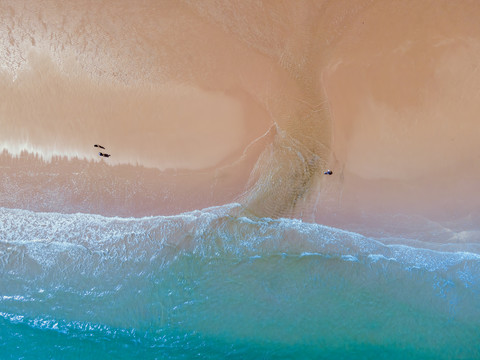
1, 205, 479, 358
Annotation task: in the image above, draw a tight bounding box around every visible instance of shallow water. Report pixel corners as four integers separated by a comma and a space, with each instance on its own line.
1, 205, 479, 359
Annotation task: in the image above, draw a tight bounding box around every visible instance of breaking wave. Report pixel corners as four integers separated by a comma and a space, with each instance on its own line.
1, 205, 479, 359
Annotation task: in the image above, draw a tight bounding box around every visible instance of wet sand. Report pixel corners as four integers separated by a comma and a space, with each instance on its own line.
1, 0, 479, 238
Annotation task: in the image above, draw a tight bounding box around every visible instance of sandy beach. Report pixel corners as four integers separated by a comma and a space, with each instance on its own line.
1, 0, 479, 234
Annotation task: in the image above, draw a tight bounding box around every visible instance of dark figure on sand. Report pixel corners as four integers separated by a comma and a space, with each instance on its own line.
94, 144, 110, 157
324, 170, 333, 175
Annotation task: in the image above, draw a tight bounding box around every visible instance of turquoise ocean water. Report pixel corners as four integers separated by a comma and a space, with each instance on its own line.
1, 205, 479, 359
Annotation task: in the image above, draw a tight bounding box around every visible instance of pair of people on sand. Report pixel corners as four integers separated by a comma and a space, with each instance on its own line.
94, 144, 111, 157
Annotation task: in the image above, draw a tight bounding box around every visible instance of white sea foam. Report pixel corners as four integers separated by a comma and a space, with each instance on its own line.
1, 205, 479, 278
